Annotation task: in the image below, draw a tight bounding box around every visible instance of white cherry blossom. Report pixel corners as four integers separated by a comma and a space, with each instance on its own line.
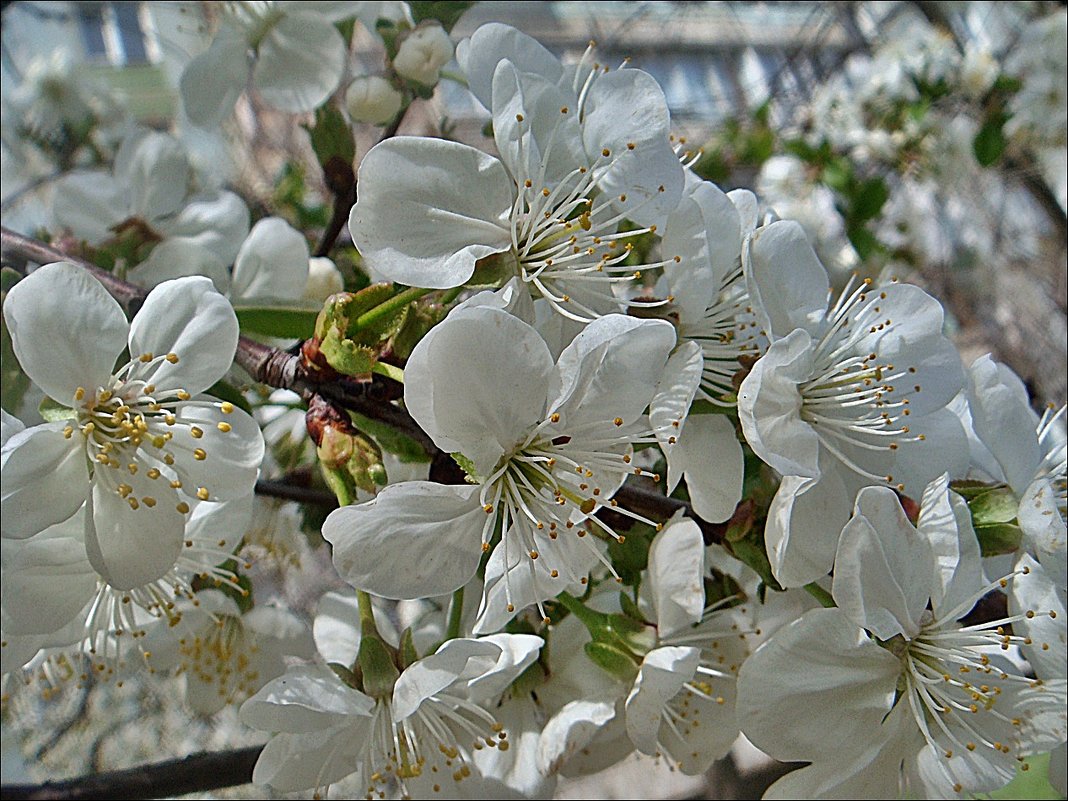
2, 263, 264, 591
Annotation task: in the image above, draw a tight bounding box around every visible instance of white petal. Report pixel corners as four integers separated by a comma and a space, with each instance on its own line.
240, 663, 374, 733
392, 638, 502, 720
727, 188, 760, 234
743, 220, 830, 339
764, 467, 855, 589
253, 13, 345, 113
549, 315, 676, 430
966, 355, 1042, 496
322, 482, 485, 599
1009, 554, 1066, 680
736, 607, 900, 762
180, 29, 248, 128
251, 728, 365, 792
650, 340, 703, 479
537, 697, 619, 776
1, 524, 95, 635
1, 423, 87, 539
160, 402, 263, 501
581, 69, 684, 229
85, 468, 185, 590
52, 172, 128, 242
833, 486, 933, 640
466, 633, 544, 704
625, 645, 700, 755
313, 591, 363, 667
230, 217, 310, 302
180, 494, 255, 569
350, 137, 514, 289
1018, 478, 1067, 579
919, 475, 985, 619
127, 277, 238, 396
647, 518, 705, 636
674, 414, 744, 524
456, 22, 563, 110
157, 190, 250, 264
115, 130, 190, 222
1, 409, 25, 446
404, 307, 552, 474
126, 238, 231, 294
5, 262, 128, 404
471, 697, 557, 799
737, 328, 820, 478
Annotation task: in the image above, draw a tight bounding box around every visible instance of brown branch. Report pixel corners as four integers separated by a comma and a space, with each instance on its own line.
312, 107, 408, 258
0, 745, 263, 801
255, 477, 338, 507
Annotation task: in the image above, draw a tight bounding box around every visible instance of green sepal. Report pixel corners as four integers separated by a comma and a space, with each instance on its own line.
318, 425, 387, 497
619, 592, 645, 623
358, 635, 400, 698
303, 104, 356, 172
584, 641, 639, 683
950, 479, 1002, 501
975, 522, 1023, 557
398, 627, 419, 670
728, 536, 783, 593
968, 486, 1019, 526
39, 397, 77, 423
973, 114, 1008, 167
329, 661, 362, 690
451, 452, 482, 483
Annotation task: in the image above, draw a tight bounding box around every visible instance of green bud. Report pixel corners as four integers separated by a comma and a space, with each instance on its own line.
358, 635, 400, 698
318, 425, 387, 497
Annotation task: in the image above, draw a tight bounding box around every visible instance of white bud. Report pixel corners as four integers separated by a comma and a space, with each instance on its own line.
392, 22, 453, 87
303, 257, 344, 302
345, 75, 403, 125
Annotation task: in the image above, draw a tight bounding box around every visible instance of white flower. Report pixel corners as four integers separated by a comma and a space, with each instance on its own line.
2, 262, 264, 590
966, 355, 1066, 584
140, 589, 313, 715
240, 630, 539, 796
303, 256, 345, 302
180, 2, 384, 127
393, 22, 453, 86
624, 516, 746, 773
350, 24, 683, 320
229, 217, 311, 303
737, 476, 1066, 798
323, 307, 676, 630
345, 75, 404, 125
737, 220, 968, 586
53, 129, 249, 271
1, 495, 253, 675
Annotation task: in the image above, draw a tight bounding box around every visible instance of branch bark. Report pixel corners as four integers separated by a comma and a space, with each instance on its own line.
0, 745, 263, 801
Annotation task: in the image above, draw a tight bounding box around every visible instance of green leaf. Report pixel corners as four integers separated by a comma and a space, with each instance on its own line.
408, 1, 475, 31
304, 105, 355, 169
39, 397, 76, 422
852, 177, 889, 222
0, 267, 21, 294
235, 304, 321, 339
975, 522, 1023, 557
973, 116, 1008, 167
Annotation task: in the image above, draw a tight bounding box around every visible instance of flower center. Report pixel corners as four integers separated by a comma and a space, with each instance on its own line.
798, 277, 923, 491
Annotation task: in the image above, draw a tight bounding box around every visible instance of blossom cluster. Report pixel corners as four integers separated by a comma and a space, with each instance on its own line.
1, 6, 1065, 800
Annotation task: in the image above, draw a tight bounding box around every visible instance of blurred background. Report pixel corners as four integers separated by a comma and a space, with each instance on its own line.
2, 2, 1065, 798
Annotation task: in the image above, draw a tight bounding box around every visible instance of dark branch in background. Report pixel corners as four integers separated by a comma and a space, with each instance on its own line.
0, 745, 263, 801
312, 108, 407, 257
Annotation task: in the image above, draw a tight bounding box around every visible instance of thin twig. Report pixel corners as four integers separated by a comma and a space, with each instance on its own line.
0, 745, 263, 801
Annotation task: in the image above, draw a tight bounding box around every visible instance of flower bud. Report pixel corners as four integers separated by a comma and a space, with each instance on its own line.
392, 22, 453, 86
344, 75, 403, 125
302, 257, 344, 303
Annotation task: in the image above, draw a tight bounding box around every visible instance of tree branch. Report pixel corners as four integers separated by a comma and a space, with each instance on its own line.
0, 745, 263, 801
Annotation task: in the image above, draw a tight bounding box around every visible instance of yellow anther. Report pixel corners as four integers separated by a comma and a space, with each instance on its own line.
139, 352, 154, 362
127, 497, 140, 510
74, 387, 86, 401
220, 402, 234, 414
613, 417, 623, 426
193, 448, 207, 461
165, 352, 179, 364
190, 426, 204, 439
142, 497, 157, 508
216, 421, 232, 433
176, 390, 191, 401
